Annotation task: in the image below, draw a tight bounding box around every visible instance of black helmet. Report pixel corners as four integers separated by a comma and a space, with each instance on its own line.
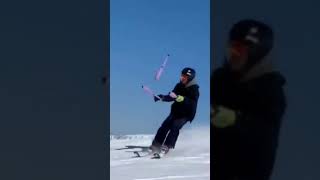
229, 19, 274, 66
181, 67, 196, 82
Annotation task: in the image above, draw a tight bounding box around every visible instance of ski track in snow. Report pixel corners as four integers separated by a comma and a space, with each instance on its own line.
110, 127, 210, 180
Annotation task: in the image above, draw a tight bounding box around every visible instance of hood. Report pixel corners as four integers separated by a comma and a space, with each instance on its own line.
186, 78, 198, 88
240, 53, 286, 87
240, 54, 275, 82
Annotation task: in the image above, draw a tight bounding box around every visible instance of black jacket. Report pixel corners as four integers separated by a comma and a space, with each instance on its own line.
211, 66, 286, 178
160, 80, 199, 122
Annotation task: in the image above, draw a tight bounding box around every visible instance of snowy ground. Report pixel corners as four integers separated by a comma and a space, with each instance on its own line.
110, 127, 210, 180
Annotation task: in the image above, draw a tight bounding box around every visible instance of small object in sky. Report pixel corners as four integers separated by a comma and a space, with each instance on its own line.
155, 54, 170, 81
142, 85, 161, 100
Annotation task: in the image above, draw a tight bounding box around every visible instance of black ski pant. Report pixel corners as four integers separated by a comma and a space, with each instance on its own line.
212, 127, 277, 180
152, 114, 188, 148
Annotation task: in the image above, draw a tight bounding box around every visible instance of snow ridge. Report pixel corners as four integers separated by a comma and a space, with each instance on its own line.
110, 134, 154, 141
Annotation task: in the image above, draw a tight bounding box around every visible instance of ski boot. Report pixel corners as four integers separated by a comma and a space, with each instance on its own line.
151, 145, 172, 159
160, 145, 171, 154
149, 141, 162, 154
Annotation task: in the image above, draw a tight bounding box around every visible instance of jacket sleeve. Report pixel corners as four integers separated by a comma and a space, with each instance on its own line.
160, 95, 175, 102
180, 85, 200, 107
158, 84, 180, 102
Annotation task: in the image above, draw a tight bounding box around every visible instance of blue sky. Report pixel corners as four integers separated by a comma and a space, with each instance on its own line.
110, 0, 210, 134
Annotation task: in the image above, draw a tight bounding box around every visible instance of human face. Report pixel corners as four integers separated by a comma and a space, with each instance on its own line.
180, 74, 189, 84
227, 40, 250, 71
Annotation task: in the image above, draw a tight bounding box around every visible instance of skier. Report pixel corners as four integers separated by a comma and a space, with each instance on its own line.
150, 67, 199, 154
211, 19, 287, 180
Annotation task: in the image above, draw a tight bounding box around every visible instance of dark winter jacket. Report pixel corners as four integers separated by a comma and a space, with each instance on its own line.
160, 79, 199, 122
211, 58, 286, 178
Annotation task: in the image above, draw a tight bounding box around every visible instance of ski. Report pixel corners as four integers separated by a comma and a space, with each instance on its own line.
151, 152, 165, 159
133, 150, 153, 158
115, 145, 150, 151
132, 150, 166, 159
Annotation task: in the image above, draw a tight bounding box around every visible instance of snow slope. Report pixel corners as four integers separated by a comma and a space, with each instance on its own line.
110, 127, 210, 180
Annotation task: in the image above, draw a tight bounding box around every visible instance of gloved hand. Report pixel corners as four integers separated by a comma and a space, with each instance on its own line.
169, 92, 184, 102
212, 106, 237, 128
175, 95, 184, 102
154, 94, 163, 102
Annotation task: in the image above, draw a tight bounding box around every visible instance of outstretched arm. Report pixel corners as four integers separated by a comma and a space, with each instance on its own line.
154, 94, 175, 102
154, 84, 180, 102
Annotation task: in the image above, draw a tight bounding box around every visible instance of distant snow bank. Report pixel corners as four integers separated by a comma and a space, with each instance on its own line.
110, 134, 154, 140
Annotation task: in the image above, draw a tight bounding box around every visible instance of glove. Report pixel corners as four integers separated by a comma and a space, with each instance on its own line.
175, 95, 184, 102
154, 94, 163, 102
169, 92, 184, 102
212, 106, 237, 128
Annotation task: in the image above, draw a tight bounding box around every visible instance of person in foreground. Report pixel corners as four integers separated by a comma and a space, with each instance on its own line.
211, 19, 287, 180
151, 67, 200, 154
